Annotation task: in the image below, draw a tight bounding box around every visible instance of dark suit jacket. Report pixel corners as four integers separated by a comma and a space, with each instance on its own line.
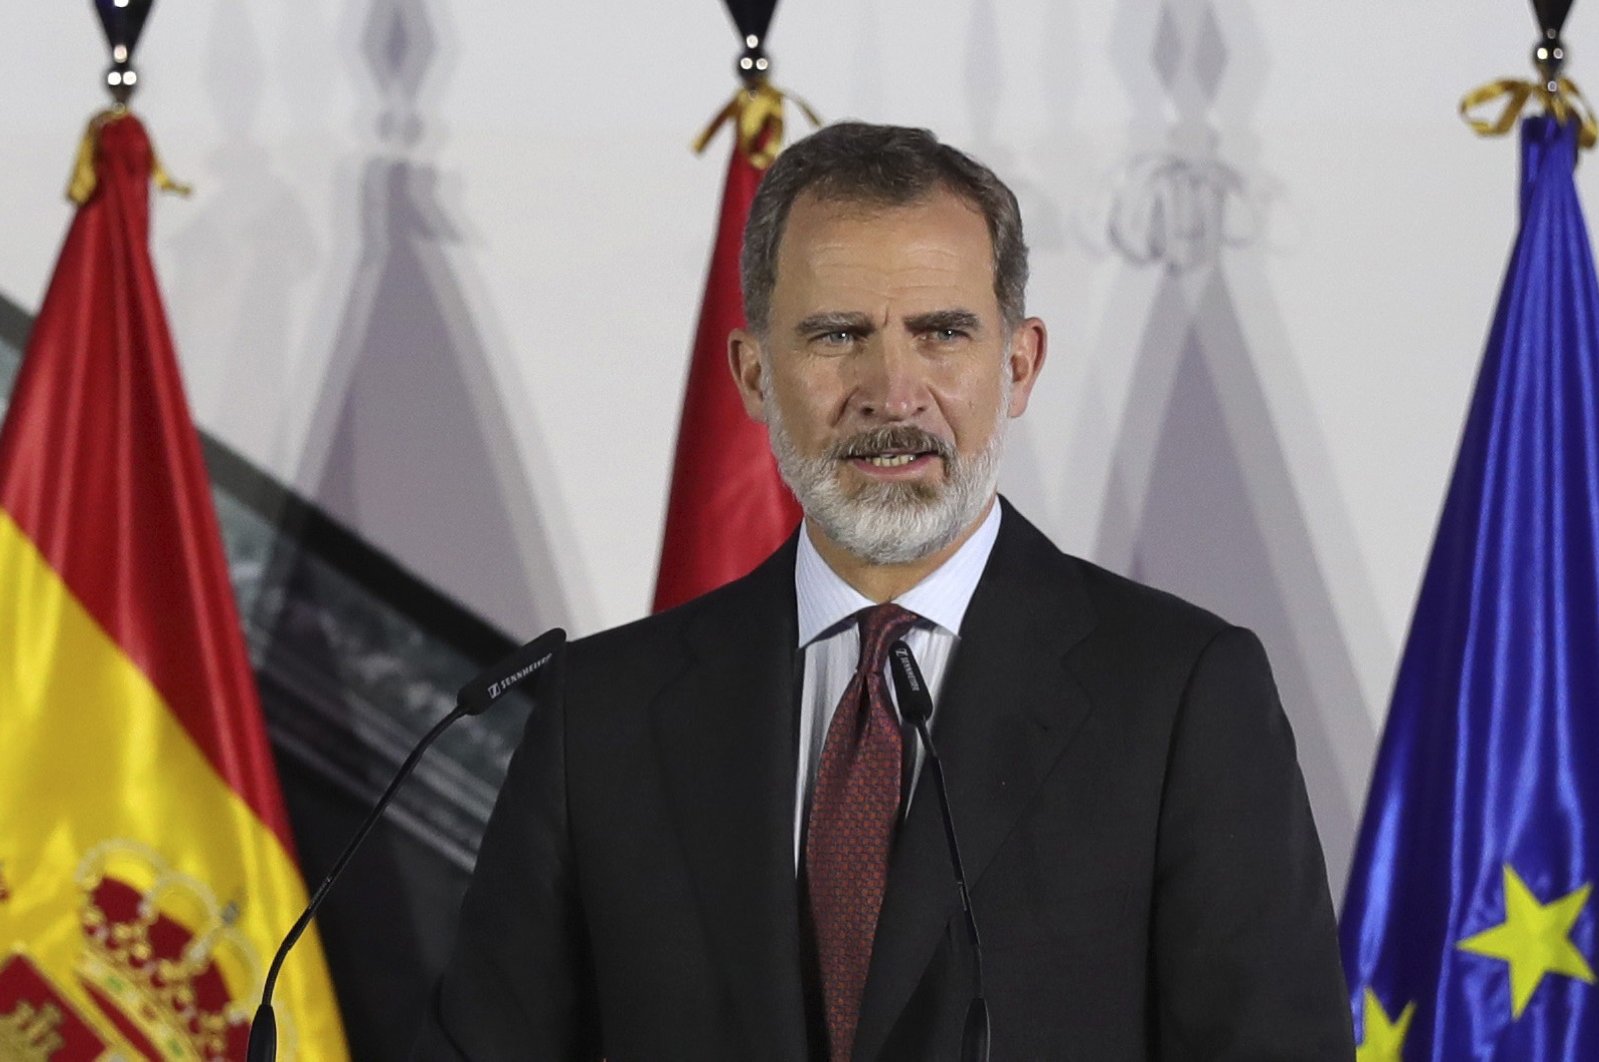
412, 500, 1354, 1060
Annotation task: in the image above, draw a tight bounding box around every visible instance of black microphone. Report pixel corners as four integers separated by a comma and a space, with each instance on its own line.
888, 640, 990, 1062
246, 626, 567, 1062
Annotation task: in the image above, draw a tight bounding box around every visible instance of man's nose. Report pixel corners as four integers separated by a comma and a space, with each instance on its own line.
852, 336, 929, 421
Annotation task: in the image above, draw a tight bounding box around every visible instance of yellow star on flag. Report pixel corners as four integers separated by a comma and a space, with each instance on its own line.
1355, 987, 1413, 1062
1457, 863, 1595, 1018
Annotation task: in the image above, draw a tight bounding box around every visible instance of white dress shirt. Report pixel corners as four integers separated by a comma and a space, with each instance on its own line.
792, 502, 1003, 869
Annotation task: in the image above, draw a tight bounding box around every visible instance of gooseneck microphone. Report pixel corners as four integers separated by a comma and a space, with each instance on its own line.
888, 640, 990, 1062
246, 627, 567, 1062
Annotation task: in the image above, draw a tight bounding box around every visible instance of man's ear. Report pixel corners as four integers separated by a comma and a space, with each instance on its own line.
728, 329, 769, 422
1004, 317, 1048, 418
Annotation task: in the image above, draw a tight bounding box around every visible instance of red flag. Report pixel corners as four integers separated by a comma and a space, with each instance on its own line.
653, 90, 806, 613
0, 110, 348, 1060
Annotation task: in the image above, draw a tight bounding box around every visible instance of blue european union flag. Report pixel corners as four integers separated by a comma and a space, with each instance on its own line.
1340, 114, 1599, 1058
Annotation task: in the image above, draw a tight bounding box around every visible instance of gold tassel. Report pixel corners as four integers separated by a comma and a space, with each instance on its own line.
1460, 75, 1598, 150
692, 78, 822, 170
151, 149, 193, 198
65, 110, 115, 205
65, 107, 192, 205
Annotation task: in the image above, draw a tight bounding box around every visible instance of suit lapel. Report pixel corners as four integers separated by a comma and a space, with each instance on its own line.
650, 542, 810, 1058
853, 503, 1098, 1060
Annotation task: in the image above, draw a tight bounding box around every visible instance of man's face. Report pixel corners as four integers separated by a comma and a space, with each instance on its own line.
730, 188, 1046, 565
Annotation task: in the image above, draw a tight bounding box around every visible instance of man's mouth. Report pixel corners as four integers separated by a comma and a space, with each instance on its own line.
837, 428, 946, 470
860, 451, 930, 468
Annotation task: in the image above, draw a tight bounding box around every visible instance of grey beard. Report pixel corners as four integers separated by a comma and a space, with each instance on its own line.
763, 368, 1010, 565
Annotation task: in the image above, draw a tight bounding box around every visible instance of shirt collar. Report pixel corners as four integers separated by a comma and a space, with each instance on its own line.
794, 501, 1003, 647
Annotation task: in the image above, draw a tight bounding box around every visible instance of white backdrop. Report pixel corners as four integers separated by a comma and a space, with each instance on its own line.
4, 0, 1589, 897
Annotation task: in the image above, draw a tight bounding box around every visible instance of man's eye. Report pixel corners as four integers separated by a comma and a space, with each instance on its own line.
931, 328, 966, 342
817, 331, 854, 346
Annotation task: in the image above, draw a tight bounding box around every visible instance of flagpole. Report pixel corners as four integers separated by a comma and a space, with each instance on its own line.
1459, 1, 1597, 149
650, 0, 814, 612
1340, 1, 1599, 1055
0, 3, 345, 1056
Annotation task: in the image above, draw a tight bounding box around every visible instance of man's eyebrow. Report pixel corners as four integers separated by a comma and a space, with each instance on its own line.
903, 308, 982, 334
794, 311, 876, 336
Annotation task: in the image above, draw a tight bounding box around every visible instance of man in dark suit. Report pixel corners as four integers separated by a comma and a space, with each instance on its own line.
413, 122, 1354, 1060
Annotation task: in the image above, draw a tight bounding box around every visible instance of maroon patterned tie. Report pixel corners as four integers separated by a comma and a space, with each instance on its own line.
804, 602, 921, 1061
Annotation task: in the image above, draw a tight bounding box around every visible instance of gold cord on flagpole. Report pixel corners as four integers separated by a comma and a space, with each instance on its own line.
1460, 75, 1598, 149
692, 78, 822, 170
65, 112, 110, 205
66, 107, 192, 205
151, 151, 193, 198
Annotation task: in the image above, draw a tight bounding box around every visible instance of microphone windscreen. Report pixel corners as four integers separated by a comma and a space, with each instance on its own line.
457, 627, 566, 716
888, 640, 934, 725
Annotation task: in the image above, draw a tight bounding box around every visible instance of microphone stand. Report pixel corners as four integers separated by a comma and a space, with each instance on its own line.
246, 627, 566, 1062
889, 640, 990, 1062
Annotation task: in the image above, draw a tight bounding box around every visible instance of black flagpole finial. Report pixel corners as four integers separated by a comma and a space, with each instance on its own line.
93, 0, 156, 103
1531, 0, 1575, 90
737, 34, 771, 87
1533, 33, 1567, 89
721, 0, 778, 84
720, 0, 778, 44
1532, 0, 1576, 37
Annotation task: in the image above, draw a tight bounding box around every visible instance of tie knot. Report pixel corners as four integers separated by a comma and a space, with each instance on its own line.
856, 603, 921, 674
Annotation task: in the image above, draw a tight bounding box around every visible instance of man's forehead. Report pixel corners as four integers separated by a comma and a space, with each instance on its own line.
772, 190, 998, 310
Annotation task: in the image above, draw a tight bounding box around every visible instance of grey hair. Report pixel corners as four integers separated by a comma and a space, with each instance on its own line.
740, 121, 1030, 337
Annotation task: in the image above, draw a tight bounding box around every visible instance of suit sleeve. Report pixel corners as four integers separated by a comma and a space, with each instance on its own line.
1151, 626, 1354, 1059
410, 651, 602, 1061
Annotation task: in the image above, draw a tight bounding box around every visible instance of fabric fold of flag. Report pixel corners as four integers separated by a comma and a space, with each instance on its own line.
0, 110, 349, 1061
1340, 114, 1599, 1058
652, 129, 801, 613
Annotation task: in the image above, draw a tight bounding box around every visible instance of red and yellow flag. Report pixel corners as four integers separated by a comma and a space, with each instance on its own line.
0, 111, 348, 1061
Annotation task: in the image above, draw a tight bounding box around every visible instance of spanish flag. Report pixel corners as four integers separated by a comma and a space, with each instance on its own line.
0, 111, 348, 1060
